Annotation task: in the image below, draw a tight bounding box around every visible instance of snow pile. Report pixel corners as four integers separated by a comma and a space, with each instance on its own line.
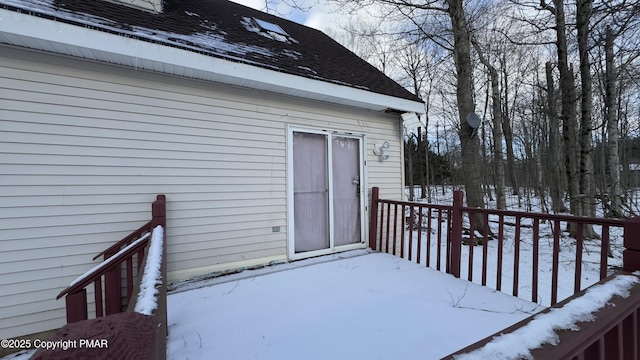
134, 225, 164, 315
455, 273, 640, 360
68, 232, 150, 287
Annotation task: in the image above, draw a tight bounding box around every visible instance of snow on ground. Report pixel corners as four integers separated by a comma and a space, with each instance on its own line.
166, 251, 545, 360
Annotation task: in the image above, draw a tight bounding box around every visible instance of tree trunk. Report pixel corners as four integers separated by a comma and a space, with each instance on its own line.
552, 0, 580, 224
605, 26, 622, 217
545, 62, 568, 213
501, 56, 519, 198
447, 0, 484, 214
473, 40, 506, 209
418, 127, 427, 199
576, 0, 597, 238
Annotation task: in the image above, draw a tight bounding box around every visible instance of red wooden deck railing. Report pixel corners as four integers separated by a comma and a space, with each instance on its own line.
56, 195, 166, 323
40, 195, 167, 360
370, 187, 640, 359
369, 187, 639, 306
443, 271, 640, 360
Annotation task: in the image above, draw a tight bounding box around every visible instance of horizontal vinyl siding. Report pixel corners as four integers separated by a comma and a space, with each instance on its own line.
0, 46, 403, 338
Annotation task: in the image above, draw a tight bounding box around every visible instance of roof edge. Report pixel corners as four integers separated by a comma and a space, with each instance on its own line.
0, 8, 425, 114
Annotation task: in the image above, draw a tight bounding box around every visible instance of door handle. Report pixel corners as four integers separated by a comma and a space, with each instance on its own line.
353, 176, 360, 196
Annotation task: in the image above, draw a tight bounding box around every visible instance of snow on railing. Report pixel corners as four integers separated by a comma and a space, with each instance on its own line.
67, 233, 150, 288
56, 195, 166, 323
134, 225, 164, 315
443, 272, 640, 360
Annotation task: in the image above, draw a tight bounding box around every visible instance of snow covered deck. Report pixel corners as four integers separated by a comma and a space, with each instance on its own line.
166, 251, 545, 359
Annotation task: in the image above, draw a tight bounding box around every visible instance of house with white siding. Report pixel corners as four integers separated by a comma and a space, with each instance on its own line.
0, 0, 424, 342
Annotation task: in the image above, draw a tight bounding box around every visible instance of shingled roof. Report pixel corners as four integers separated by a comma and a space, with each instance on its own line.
0, 0, 423, 110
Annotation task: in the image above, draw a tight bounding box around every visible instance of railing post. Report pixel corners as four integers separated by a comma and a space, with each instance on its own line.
105, 267, 121, 315
152, 194, 168, 344
152, 194, 166, 228
369, 187, 380, 251
65, 290, 88, 323
623, 217, 640, 272
449, 190, 464, 278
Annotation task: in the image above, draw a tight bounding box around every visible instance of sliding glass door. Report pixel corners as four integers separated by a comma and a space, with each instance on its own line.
290, 129, 365, 258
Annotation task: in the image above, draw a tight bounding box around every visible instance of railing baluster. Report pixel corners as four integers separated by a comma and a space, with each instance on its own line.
94, 278, 103, 317
137, 248, 145, 272
468, 212, 475, 282
377, 202, 383, 251
623, 310, 637, 359
408, 205, 414, 261
552, 219, 561, 305
127, 257, 134, 306
379, 201, 385, 253
601, 225, 610, 280
532, 218, 539, 303
482, 214, 489, 286
400, 204, 406, 258
445, 209, 451, 274
497, 214, 504, 292
513, 216, 521, 297
575, 222, 584, 294
392, 203, 399, 256
426, 208, 432, 267
385, 203, 391, 254
416, 206, 422, 264
615, 322, 623, 358
437, 210, 443, 271
105, 267, 120, 315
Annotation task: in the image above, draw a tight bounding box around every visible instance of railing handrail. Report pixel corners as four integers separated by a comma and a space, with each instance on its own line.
376, 197, 626, 227
459, 206, 626, 226
93, 220, 153, 260
56, 233, 152, 300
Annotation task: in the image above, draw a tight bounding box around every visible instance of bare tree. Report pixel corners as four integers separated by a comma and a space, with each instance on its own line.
472, 38, 507, 209
545, 62, 569, 213
604, 26, 622, 217
537, 0, 583, 232
575, 0, 599, 238
446, 0, 484, 211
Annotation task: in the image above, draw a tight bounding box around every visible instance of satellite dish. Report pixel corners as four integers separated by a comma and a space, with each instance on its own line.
466, 113, 481, 129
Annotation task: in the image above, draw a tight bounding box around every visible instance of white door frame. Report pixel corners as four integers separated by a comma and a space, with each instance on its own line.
287, 125, 367, 260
